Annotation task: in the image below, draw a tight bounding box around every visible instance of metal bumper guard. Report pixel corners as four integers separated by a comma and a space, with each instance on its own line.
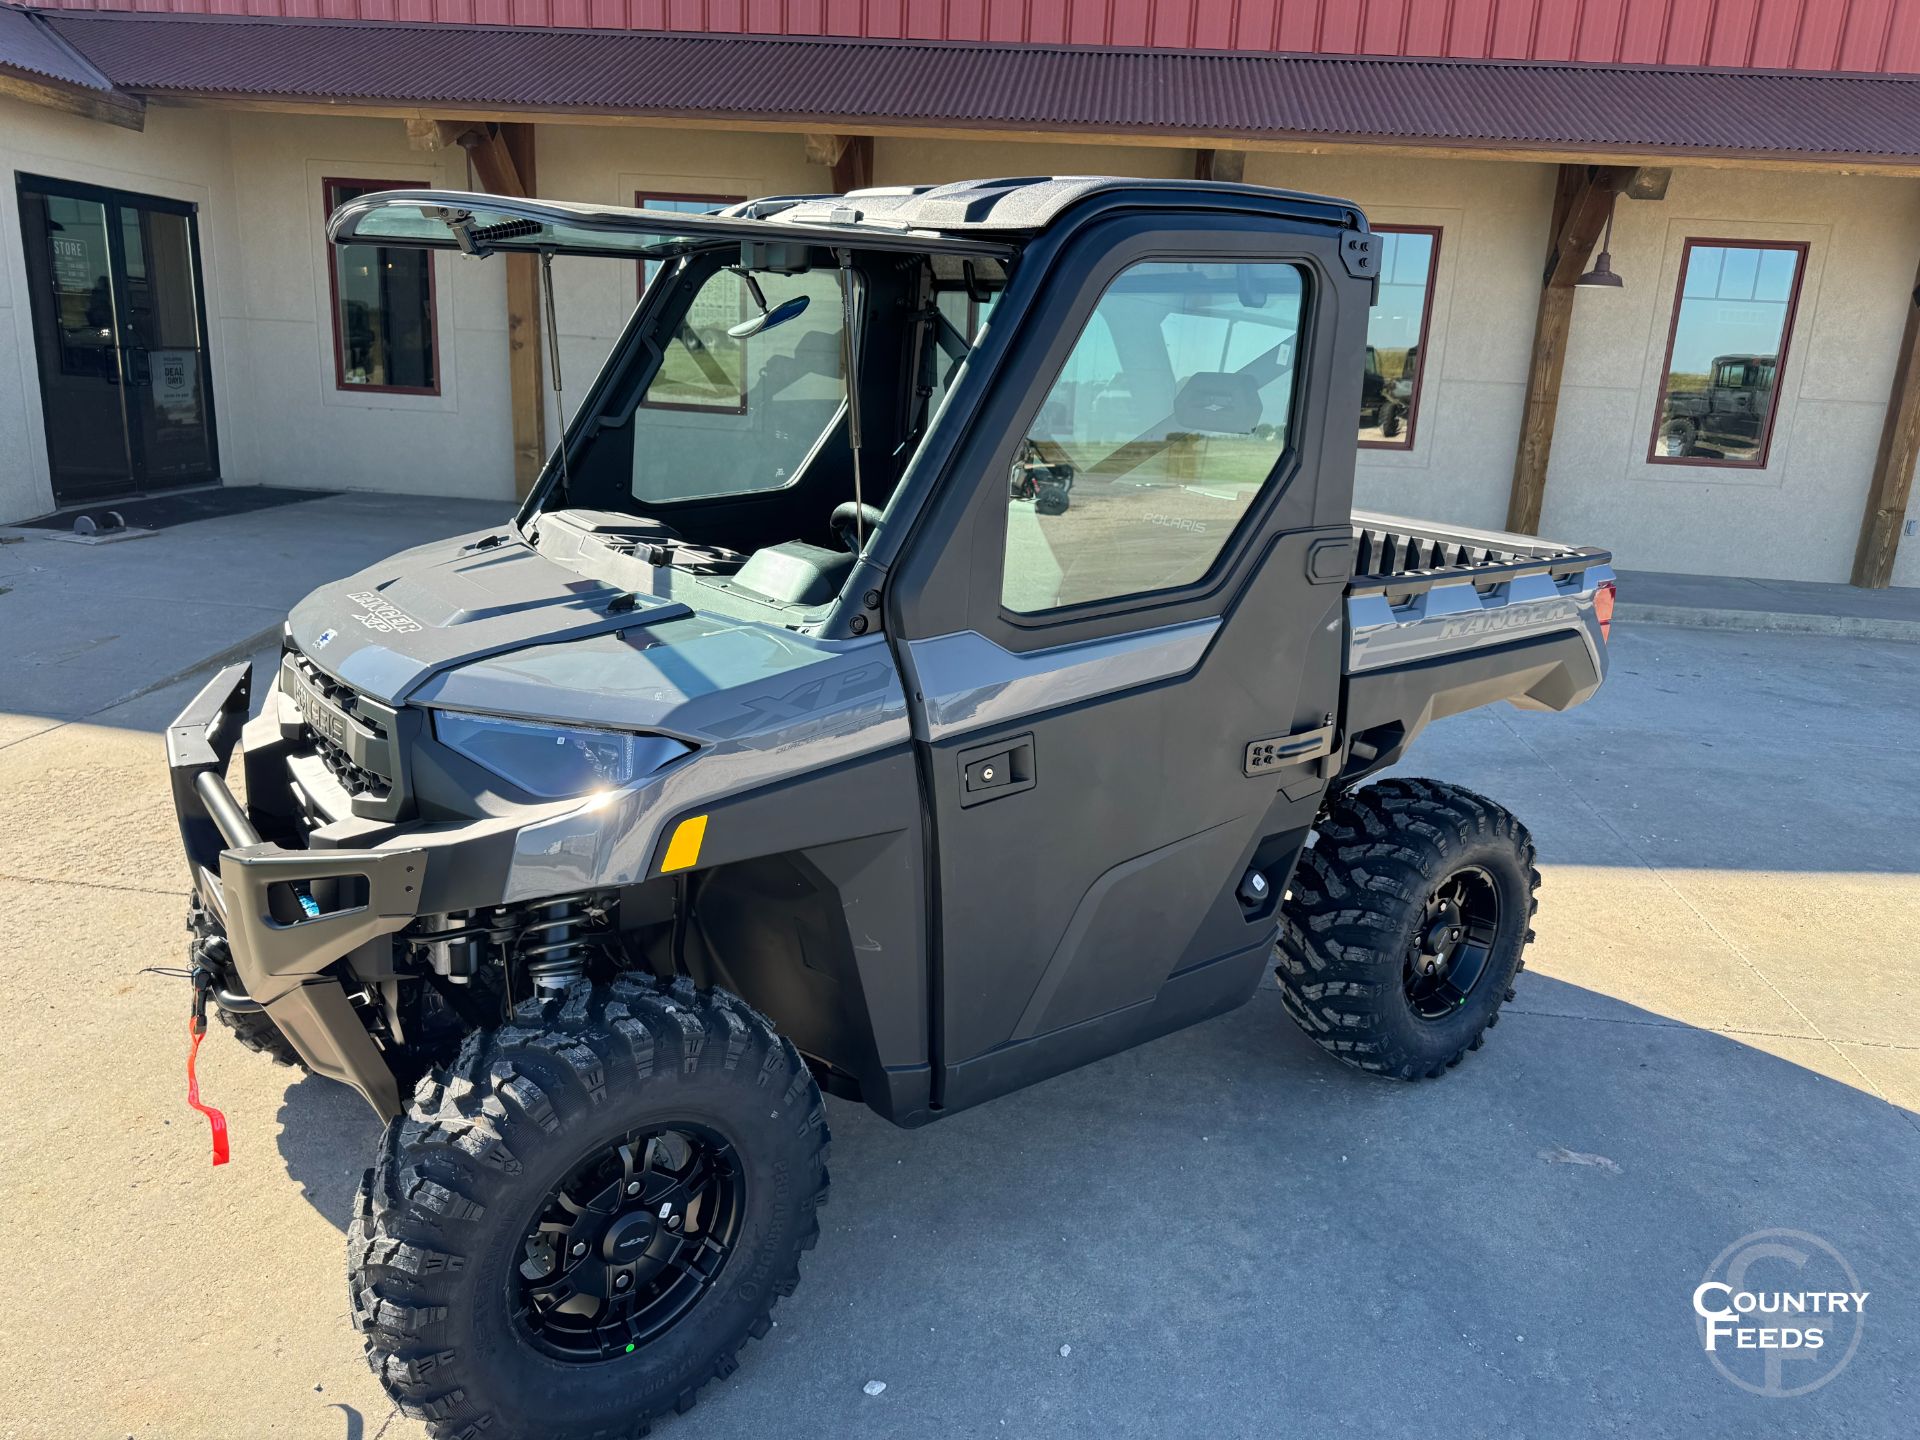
166, 662, 420, 1116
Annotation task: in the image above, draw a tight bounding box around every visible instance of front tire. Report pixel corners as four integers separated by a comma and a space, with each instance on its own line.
349, 976, 830, 1439
1275, 778, 1539, 1079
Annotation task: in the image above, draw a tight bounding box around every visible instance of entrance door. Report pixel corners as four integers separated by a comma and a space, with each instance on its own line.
17, 175, 219, 506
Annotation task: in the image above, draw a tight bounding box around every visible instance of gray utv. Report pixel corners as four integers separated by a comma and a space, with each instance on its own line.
164, 177, 1615, 1437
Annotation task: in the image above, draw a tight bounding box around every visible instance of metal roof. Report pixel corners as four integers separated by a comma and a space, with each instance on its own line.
18, 0, 1920, 77
0, 2, 112, 93
19, 11, 1920, 165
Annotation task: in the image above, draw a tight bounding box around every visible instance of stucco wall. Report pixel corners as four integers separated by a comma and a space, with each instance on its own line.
3, 101, 1917, 583
222, 113, 509, 502
0, 96, 244, 521
1548, 167, 1920, 586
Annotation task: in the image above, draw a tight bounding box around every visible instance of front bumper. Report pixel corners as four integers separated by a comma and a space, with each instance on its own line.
167, 662, 422, 1117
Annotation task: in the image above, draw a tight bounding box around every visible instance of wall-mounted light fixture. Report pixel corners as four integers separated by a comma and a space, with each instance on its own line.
1577, 194, 1624, 289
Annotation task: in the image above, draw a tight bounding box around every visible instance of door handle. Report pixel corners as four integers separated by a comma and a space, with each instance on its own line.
957, 733, 1036, 808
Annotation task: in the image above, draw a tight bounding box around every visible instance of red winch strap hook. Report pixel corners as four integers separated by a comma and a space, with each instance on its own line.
186, 977, 231, 1166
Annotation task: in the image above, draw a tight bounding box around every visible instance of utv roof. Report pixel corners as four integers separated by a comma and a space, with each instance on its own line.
328, 175, 1367, 261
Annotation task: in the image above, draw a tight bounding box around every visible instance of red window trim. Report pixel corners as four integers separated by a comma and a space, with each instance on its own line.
635, 190, 749, 415
1646, 237, 1809, 471
324, 176, 440, 397
1357, 223, 1442, 453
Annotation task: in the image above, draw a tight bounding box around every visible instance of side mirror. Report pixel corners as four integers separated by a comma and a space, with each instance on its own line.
729, 294, 810, 339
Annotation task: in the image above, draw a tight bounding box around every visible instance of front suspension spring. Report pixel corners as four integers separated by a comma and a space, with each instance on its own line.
520, 895, 592, 993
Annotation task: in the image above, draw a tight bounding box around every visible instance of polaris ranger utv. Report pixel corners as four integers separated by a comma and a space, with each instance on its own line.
164, 177, 1614, 1438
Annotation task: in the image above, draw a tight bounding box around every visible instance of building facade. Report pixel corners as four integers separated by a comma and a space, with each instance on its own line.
3, 0, 1918, 587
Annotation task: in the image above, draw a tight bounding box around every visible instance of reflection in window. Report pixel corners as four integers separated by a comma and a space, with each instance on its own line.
1652, 241, 1806, 466
1002, 260, 1306, 615
637, 193, 742, 290
636, 194, 747, 413
1359, 227, 1438, 449
629, 266, 846, 503
326, 179, 437, 393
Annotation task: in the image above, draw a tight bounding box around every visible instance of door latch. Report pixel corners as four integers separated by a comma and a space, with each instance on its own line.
957, 733, 1036, 807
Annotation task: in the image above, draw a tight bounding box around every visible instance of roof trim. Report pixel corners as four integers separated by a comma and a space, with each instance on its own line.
29, 10, 1920, 166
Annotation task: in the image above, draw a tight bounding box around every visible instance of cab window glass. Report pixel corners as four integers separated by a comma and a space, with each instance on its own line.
1001, 260, 1305, 615
630, 266, 846, 502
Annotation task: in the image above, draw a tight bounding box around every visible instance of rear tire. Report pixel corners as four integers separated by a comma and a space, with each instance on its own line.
1275, 778, 1539, 1079
349, 975, 830, 1439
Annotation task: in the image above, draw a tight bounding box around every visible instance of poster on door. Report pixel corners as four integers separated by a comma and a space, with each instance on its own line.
151, 349, 198, 417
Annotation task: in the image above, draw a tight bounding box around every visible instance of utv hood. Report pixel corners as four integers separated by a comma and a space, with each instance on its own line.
287, 528, 688, 704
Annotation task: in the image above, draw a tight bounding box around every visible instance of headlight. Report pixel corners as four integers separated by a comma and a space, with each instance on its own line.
432, 712, 690, 799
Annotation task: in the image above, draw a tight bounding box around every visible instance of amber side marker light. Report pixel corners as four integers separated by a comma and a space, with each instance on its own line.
1595, 580, 1617, 643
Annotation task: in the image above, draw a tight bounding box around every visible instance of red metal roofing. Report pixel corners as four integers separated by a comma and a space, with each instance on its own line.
31, 11, 1920, 163
21, 0, 1920, 76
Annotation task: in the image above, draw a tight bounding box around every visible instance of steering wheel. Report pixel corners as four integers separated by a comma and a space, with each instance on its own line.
830, 501, 883, 554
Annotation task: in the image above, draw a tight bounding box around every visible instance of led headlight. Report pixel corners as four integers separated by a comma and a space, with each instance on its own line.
432, 712, 690, 799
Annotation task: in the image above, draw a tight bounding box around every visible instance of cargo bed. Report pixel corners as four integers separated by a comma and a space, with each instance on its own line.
1336, 511, 1616, 778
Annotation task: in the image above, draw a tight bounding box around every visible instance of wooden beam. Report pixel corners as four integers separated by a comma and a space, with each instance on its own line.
1851, 260, 1920, 587
500, 123, 546, 500
1195, 148, 1245, 183
804, 132, 850, 167
830, 135, 873, 193
456, 121, 526, 197
431, 119, 546, 498
0, 71, 144, 131
1505, 164, 1634, 535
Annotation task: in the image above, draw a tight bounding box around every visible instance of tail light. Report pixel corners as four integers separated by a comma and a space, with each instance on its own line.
1594, 580, 1616, 643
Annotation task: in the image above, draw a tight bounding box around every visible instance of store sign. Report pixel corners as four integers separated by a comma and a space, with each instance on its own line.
152, 349, 198, 414
51, 235, 93, 293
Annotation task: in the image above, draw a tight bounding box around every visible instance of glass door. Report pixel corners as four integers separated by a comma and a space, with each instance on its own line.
17, 175, 219, 505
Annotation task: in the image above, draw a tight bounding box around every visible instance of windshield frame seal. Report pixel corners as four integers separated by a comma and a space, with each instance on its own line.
327, 190, 1019, 262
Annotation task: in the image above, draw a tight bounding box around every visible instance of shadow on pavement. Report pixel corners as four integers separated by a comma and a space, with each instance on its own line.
274, 970, 1918, 1438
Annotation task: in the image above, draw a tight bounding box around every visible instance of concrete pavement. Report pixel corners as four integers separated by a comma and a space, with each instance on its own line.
1615, 567, 1920, 642
1, 497, 1915, 1439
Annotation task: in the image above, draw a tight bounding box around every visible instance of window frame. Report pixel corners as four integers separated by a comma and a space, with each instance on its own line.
1357, 223, 1441, 453
323, 176, 441, 398
1646, 236, 1809, 471
996, 252, 1315, 624
634, 190, 750, 415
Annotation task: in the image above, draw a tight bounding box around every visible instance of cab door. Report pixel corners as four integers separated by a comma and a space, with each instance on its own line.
889, 213, 1367, 1112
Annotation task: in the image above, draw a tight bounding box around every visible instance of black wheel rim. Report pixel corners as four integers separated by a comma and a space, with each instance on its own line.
1403, 866, 1500, 1021
512, 1124, 745, 1362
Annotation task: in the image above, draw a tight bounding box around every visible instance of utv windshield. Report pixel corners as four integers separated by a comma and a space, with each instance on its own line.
328, 191, 1012, 597
630, 263, 848, 503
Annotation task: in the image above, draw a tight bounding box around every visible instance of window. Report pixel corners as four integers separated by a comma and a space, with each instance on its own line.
325, 179, 437, 394
1001, 260, 1307, 615
636, 192, 742, 291
1651, 240, 1807, 467
629, 264, 847, 503
1358, 226, 1439, 449
635, 193, 747, 414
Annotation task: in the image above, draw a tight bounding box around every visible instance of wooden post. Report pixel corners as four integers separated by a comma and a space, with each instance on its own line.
830, 135, 873, 194
1195, 149, 1244, 183
1505, 164, 1633, 534
1850, 259, 1920, 588
444, 121, 547, 499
